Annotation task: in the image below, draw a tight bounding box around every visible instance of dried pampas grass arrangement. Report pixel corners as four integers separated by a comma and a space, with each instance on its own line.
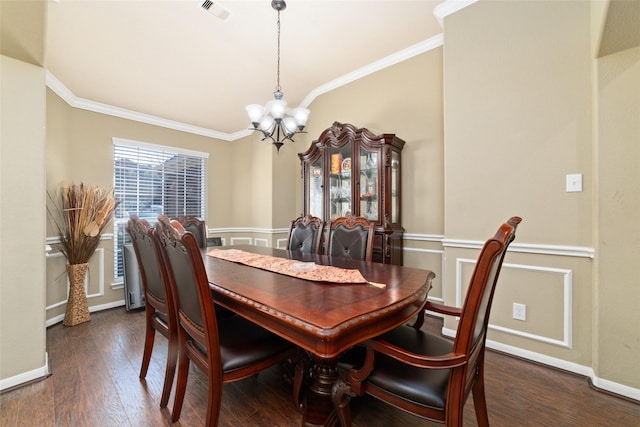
48, 182, 120, 264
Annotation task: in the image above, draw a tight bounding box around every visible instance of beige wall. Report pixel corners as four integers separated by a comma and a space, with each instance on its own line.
442, 0, 639, 395
444, 0, 596, 365
0, 55, 47, 384
301, 50, 445, 237
444, 1, 593, 243
596, 44, 640, 389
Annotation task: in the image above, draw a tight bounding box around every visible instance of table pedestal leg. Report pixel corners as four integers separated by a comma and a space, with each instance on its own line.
301, 354, 339, 427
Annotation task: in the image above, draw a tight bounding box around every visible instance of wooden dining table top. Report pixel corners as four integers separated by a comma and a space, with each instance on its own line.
201, 245, 435, 359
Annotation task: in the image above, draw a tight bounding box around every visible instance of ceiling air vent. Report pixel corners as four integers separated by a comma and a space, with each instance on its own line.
201, 1, 231, 21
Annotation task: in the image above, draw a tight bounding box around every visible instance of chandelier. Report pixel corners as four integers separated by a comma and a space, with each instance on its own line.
245, 0, 310, 152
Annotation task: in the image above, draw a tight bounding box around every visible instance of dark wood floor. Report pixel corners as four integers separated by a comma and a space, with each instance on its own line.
1, 307, 639, 426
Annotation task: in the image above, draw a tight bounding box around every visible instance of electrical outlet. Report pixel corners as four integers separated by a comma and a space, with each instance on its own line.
513, 303, 526, 321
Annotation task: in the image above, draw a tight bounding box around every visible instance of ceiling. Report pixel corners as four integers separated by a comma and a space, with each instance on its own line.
44, 0, 453, 140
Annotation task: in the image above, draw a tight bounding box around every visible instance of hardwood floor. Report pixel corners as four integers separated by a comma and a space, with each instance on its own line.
1, 307, 639, 426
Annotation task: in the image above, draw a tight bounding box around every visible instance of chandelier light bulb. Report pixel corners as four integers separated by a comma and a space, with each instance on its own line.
267, 98, 287, 120
291, 107, 310, 130
246, 104, 265, 127
283, 117, 297, 135
260, 116, 274, 132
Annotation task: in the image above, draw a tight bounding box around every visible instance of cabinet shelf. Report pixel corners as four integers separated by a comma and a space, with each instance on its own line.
331, 197, 352, 203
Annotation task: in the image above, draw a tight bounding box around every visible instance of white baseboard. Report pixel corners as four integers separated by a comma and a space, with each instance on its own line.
442, 327, 640, 402
0, 352, 50, 392
45, 299, 125, 327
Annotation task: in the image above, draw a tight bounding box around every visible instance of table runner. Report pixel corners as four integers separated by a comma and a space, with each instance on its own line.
207, 248, 368, 284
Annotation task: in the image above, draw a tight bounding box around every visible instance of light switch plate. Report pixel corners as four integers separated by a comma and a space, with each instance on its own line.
566, 173, 582, 192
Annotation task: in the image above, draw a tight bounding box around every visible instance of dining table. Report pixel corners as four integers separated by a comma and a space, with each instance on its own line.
201, 245, 435, 427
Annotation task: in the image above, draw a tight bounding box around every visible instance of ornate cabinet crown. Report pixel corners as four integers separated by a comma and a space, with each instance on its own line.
299, 122, 404, 265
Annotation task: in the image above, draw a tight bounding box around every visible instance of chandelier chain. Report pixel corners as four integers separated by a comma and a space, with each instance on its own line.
276, 10, 281, 93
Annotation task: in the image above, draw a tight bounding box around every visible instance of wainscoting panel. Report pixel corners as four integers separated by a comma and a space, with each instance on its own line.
254, 238, 268, 247
456, 258, 572, 348
45, 248, 106, 314
230, 237, 252, 245
403, 246, 445, 304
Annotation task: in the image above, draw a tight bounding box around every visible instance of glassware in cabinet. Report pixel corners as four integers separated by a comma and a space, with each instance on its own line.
328, 143, 352, 220
359, 148, 379, 222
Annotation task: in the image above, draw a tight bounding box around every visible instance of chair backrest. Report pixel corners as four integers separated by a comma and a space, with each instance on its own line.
172, 216, 207, 249
286, 215, 324, 253
126, 215, 166, 304
155, 215, 221, 360
326, 215, 375, 262
453, 216, 521, 373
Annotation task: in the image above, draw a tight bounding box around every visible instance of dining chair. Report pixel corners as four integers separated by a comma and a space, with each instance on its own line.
332, 216, 522, 427
154, 215, 299, 425
325, 215, 375, 262
286, 214, 324, 254
125, 215, 178, 408
172, 216, 207, 248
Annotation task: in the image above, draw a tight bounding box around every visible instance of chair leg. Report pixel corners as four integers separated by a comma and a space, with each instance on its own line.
159, 336, 178, 408
472, 364, 489, 427
331, 379, 354, 427
171, 349, 190, 423
205, 377, 223, 427
139, 313, 156, 379
292, 351, 310, 410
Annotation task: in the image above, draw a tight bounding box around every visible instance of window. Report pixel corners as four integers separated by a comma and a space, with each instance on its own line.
113, 138, 208, 279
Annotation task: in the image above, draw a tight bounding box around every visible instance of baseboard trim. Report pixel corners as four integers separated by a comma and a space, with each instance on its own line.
0, 352, 51, 393
442, 326, 640, 402
45, 299, 125, 327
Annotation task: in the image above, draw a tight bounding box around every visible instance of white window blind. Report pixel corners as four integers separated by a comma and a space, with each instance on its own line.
113, 138, 208, 278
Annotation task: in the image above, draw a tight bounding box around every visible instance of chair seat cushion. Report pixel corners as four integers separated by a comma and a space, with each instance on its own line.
218, 315, 294, 373
339, 326, 453, 411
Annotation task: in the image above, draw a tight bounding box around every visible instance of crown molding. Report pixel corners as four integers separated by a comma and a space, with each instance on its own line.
434, 0, 479, 27
45, 33, 443, 142
45, 71, 248, 141
301, 34, 443, 108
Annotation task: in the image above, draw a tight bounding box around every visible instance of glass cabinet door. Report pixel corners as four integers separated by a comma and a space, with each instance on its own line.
359, 147, 379, 222
328, 143, 352, 220
308, 156, 323, 218
391, 151, 400, 223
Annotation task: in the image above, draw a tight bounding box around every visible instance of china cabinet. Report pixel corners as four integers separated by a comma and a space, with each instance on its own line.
299, 122, 405, 265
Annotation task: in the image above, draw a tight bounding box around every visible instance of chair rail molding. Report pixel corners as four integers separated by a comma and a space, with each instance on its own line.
208, 227, 289, 235
46, 233, 114, 246
443, 238, 595, 259
403, 233, 445, 242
